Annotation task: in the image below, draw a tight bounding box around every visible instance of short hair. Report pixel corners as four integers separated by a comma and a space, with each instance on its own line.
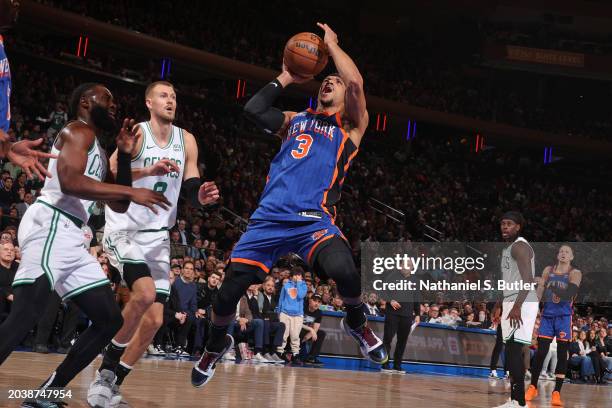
211, 270, 223, 278
183, 261, 194, 269
145, 81, 175, 98
501, 211, 526, 227
69, 83, 100, 119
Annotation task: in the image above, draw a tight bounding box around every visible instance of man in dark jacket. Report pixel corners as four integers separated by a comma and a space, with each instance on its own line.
254, 276, 284, 362
193, 271, 221, 354
381, 266, 420, 374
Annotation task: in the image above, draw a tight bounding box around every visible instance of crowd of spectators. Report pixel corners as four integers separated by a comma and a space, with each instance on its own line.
31, 0, 612, 141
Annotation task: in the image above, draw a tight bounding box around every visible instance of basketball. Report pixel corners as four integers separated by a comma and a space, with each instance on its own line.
0, 0, 19, 32
283, 32, 328, 77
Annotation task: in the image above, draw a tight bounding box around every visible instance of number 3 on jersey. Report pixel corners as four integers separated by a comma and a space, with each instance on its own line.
291, 134, 313, 159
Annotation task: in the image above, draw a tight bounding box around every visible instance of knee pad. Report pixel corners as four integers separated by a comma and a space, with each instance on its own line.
123, 263, 151, 290
555, 341, 570, 375
212, 264, 261, 317
312, 237, 361, 298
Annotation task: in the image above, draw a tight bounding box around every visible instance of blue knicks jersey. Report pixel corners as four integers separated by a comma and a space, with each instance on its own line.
542, 266, 573, 317
0, 35, 11, 132
251, 108, 358, 222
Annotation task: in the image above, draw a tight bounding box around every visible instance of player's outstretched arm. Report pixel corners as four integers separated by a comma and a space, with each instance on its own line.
180, 130, 219, 207
317, 22, 368, 141
108, 125, 180, 181
57, 120, 170, 214
0, 129, 58, 180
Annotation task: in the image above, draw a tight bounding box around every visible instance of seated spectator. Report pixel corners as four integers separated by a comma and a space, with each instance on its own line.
419, 303, 430, 322
188, 238, 207, 260
585, 330, 607, 383
151, 283, 187, 355
464, 312, 481, 327
569, 330, 596, 381
277, 267, 307, 363
595, 328, 612, 381
428, 304, 442, 323
192, 270, 221, 355
0, 177, 17, 211
253, 276, 285, 362
300, 294, 326, 365
0, 241, 17, 323
364, 293, 382, 316
231, 290, 266, 362
331, 295, 344, 312
171, 261, 197, 355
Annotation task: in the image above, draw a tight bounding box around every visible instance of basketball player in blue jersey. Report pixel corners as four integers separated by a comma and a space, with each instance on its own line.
525, 245, 581, 406
192, 23, 387, 387
0, 1, 57, 181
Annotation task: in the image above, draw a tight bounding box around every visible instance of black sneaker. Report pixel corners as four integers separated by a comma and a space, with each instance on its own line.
191, 334, 234, 388
341, 318, 388, 364
305, 357, 324, 366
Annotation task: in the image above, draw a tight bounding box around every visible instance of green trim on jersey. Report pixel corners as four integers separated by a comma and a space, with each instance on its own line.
132, 123, 147, 162
41, 211, 59, 287
62, 279, 110, 300
155, 288, 170, 295
36, 199, 84, 228
146, 121, 174, 150
12, 278, 36, 287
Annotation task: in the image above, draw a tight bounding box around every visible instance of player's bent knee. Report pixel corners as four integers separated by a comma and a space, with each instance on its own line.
314, 237, 361, 299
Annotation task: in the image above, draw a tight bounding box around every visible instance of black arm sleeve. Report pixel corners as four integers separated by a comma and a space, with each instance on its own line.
181, 177, 202, 208
115, 152, 132, 187
243, 79, 285, 134
550, 282, 579, 300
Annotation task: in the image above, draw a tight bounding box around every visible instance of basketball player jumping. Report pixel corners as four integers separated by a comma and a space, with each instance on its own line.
494, 212, 538, 408
87, 81, 219, 408
191, 23, 387, 387
525, 244, 581, 406
0, 83, 170, 407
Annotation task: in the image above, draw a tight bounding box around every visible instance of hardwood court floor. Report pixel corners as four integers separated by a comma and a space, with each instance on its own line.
1, 352, 610, 407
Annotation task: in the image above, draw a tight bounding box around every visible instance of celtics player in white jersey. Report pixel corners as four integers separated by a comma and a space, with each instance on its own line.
494, 211, 537, 408
88, 81, 219, 408
0, 83, 170, 408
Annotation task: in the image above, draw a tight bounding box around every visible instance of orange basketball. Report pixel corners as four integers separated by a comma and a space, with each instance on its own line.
283, 32, 329, 77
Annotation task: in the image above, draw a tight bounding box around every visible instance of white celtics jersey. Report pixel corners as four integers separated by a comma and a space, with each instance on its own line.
38, 135, 107, 224
105, 121, 185, 232
501, 236, 537, 302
